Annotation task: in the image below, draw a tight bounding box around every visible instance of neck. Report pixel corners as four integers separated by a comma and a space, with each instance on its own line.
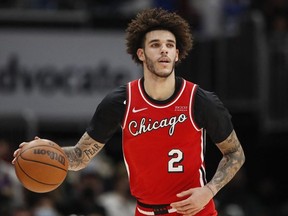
143, 73, 176, 101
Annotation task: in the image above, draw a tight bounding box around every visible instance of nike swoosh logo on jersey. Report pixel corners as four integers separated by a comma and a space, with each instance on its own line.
132, 107, 148, 113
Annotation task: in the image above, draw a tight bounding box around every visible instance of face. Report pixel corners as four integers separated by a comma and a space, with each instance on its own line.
137, 30, 179, 78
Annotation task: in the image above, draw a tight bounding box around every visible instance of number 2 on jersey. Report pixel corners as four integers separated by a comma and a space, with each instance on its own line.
168, 149, 184, 172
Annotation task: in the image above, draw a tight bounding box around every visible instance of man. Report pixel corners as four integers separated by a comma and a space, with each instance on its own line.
1, 139, 25, 215
13, 8, 245, 216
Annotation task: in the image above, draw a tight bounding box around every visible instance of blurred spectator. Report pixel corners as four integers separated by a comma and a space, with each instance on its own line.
11, 205, 33, 216
255, 176, 280, 216
118, 0, 152, 16
220, 203, 245, 216
190, 0, 250, 38
216, 168, 267, 216
152, 0, 201, 31
152, 0, 177, 11
190, 0, 225, 39
97, 163, 136, 216
32, 196, 61, 216
268, 10, 288, 53
261, 0, 288, 32
222, 0, 250, 36
177, 0, 201, 30
0, 139, 25, 215
265, 1, 288, 121
62, 170, 107, 216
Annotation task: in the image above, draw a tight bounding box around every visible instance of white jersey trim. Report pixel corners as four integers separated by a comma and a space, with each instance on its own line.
122, 81, 132, 130
137, 207, 177, 215
189, 84, 201, 132
137, 79, 187, 109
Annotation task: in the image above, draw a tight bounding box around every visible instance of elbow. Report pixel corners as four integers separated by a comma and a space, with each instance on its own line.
68, 166, 84, 172
239, 146, 246, 168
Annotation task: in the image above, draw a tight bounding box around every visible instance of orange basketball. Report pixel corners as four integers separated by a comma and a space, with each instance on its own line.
14, 139, 68, 193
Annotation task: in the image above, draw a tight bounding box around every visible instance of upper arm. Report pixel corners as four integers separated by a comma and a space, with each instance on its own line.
194, 87, 233, 143
87, 85, 126, 143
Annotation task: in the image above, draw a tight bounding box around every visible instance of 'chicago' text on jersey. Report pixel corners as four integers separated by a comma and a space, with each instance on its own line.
128, 113, 187, 136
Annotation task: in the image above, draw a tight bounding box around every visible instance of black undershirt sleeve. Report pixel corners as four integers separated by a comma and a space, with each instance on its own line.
86, 81, 234, 145
86, 85, 126, 143
193, 87, 234, 143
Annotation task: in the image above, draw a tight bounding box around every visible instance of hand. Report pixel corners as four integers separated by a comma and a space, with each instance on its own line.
11, 136, 40, 164
170, 186, 214, 216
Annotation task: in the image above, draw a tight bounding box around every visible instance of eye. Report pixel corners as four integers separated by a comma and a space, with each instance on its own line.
167, 43, 175, 48
151, 43, 160, 48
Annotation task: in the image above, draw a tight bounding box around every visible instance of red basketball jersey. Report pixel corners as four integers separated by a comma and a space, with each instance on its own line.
122, 79, 215, 212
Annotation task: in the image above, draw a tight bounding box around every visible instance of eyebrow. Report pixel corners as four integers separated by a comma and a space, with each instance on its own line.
148, 39, 176, 44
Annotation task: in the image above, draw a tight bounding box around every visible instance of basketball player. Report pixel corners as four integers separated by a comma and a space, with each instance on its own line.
13, 8, 245, 216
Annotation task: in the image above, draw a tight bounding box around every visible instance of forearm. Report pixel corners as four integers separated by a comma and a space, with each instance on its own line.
62, 132, 105, 171
206, 130, 245, 195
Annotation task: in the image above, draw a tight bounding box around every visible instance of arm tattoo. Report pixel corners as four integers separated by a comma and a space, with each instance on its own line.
62, 132, 105, 171
209, 130, 245, 195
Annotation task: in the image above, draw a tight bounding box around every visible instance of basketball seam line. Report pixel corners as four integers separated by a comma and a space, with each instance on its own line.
16, 158, 61, 186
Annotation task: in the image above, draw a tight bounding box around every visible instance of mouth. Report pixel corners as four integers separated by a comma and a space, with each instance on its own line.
158, 57, 171, 64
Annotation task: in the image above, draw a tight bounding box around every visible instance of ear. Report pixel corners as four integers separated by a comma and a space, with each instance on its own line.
175, 49, 179, 62
137, 48, 145, 62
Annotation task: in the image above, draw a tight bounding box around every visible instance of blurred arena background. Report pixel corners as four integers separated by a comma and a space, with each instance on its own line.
0, 0, 288, 215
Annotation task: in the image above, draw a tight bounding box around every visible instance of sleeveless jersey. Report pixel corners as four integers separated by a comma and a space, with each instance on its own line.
122, 79, 212, 205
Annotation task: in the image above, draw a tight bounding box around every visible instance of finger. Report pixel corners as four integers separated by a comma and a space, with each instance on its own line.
171, 200, 190, 210
13, 148, 21, 157
13, 142, 29, 158
34, 136, 40, 140
19, 142, 26, 147
177, 189, 192, 197
12, 148, 22, 165
175, 207, 191, 214
170, 192, 191, 208
11, 157, 17, 164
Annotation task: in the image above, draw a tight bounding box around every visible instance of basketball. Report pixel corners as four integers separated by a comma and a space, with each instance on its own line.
14, 139, 69, 193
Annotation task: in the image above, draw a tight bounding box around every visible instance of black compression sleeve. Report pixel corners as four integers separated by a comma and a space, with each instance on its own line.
194, 87, 234, 143
86, 85, 126, 143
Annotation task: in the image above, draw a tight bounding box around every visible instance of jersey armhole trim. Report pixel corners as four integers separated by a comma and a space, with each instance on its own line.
122, 81, 132, 129
189, 84, 201, 131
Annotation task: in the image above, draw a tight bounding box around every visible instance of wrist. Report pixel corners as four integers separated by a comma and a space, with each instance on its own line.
206, 184, 216, 196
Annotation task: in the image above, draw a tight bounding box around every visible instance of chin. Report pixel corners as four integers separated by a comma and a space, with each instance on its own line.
157, 71, 173, 78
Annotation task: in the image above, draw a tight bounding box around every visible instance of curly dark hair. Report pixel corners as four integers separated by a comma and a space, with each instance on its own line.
125, 8, 193, 65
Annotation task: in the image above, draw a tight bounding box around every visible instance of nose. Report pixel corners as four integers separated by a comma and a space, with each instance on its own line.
160, 44, 168, 54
